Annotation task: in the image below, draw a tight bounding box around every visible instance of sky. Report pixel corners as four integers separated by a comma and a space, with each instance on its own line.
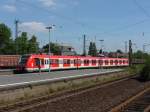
1, 0, 150, 54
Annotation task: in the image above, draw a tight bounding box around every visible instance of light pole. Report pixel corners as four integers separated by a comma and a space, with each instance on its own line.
15, 19, 20, 54
99, 40, 104, 55
83, 34, 86, 56
46, 26, 53, 73
99, 39, 104, 70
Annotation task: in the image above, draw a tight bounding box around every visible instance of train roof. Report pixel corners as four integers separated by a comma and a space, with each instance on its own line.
27, 54, 128, 60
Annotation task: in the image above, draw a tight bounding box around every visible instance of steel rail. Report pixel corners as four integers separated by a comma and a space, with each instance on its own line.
110, 87, 150, 112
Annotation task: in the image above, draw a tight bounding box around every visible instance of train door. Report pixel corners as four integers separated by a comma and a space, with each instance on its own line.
35, 58, 45, 71
44, 58, 50, 71
35, 58, 41, 72
59, 58, 63, 69
63, 59, 71, 68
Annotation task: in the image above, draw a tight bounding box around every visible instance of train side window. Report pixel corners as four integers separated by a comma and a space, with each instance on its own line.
110, 60, 113, 65
119, 60, 122, 64
84, 60, 89, 64
51, 59, 59, 64
63, 59, 70, 64
56, 59, 59, 64
115, 60, 118, 64
74, 59, 77, 64
123, 60, 125, 64
84, 60, 86, 64
67, 60, 70, 64
92, 60, 96, 64
99, 60, 103, 65
105, 60, 109, 65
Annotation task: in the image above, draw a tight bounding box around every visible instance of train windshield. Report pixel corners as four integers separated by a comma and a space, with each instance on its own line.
19, 55, 30, 64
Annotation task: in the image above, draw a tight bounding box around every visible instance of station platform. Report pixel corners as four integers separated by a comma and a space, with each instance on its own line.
0, 68, 123, 90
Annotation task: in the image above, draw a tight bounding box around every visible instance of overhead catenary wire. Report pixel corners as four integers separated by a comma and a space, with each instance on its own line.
133, 0, 150, 18
16, 0, 88, 28
97, 18, 150, 36
14, 0, 150, 39
96, 0, 150, 36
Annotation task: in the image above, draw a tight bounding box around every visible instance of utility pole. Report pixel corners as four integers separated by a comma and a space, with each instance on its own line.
83, 34, 86, 56
46, 26, 53, 73
94, 36, 96, 43
15, 20, 19, 39
125, 41, 127, 53
129, 40, 132, 67
99, 39, 104, 54
15, 19, 19, 54
143, 44, 145, 53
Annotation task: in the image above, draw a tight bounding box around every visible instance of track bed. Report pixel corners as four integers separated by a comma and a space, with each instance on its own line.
120, 89, 150, 112
0, 76, 150, 112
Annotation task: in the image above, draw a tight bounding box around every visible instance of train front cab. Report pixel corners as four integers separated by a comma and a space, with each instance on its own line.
15, 55, 45, 73
14, 55, 31, 73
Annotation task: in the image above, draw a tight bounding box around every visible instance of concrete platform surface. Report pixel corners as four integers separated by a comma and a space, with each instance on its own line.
0, 69, 123, 88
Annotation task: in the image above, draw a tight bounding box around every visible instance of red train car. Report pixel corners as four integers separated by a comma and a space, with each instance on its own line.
0, 55, 20, 68
15, 54, 129, 73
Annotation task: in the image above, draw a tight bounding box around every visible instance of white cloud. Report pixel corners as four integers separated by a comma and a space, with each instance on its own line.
39, 0, 56, 7
3, 4, 16, 12
20, 21, 47, 33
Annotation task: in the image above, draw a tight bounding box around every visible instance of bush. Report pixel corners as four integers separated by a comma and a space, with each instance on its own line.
127, 65, 144, 75
140, 58, 150, 81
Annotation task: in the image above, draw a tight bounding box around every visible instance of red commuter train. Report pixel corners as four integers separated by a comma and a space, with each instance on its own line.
15, 54, 129, 73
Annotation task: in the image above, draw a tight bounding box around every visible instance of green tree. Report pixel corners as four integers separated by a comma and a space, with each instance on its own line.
28, 35, 39, 54
116, 49, 123, 54
88, 42, 97, 56
15, 32, 29, 54
2, 38, 16, 54
133, 50, 149, 59
0, 23, 13, 54
42, 43, 61, 55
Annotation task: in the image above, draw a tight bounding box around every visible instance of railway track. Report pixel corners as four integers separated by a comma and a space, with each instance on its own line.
111, 87, 150, 112
0, 74, 149, 112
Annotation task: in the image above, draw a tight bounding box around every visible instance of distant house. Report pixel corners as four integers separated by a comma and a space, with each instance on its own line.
108, 52, 128, 58
58, 43, 76, 56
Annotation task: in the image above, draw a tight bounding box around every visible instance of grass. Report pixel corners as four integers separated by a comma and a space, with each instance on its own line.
126, 64, 144, 75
